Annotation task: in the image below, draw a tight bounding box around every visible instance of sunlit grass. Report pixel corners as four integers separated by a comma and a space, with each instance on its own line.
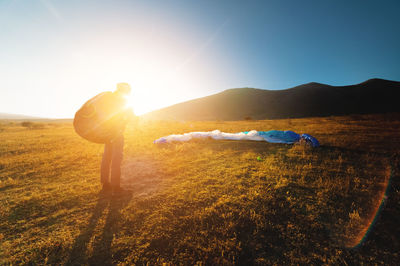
0, 114, 399, 264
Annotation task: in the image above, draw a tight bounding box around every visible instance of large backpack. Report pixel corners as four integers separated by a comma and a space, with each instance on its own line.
73, 92, 125, 144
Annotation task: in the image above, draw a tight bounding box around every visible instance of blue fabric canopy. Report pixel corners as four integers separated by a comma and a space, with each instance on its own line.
154, 129, 320, 147
244, 130, 301, 144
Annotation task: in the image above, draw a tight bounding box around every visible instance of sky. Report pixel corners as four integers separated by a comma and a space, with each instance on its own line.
1, 0, 399, 118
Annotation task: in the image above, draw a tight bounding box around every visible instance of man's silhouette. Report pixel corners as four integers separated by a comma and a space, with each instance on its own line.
99, 83, 133, 194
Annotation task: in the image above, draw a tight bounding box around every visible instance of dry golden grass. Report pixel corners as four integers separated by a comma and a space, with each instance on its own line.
1, 114, 399, 264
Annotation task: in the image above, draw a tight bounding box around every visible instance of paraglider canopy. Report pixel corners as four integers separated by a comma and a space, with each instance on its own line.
154, 130, 320, 147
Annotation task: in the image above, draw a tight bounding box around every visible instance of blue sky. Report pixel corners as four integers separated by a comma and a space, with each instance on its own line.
1, 0, 399, 118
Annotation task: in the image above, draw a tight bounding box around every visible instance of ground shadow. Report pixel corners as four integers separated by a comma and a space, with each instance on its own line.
67, 191, 132, 265
0, 184, 15, 192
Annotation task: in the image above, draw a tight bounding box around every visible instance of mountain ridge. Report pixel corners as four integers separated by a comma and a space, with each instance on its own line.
0, 112, 43, 120
143, 78, 400, 121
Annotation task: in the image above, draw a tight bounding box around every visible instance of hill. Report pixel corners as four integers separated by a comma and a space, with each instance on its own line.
143, 78, 400, 120
0, 112, 42, 120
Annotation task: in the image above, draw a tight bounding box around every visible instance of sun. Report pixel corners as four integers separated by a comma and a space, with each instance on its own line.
124, 93, 152, 116
122, 83, 184, 116
124, 94, 137, 114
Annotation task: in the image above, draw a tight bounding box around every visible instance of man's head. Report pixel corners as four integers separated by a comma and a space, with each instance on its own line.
116, 82, 131, 95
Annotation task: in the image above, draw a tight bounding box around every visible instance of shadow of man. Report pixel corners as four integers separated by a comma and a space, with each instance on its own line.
67, 191, 132, 265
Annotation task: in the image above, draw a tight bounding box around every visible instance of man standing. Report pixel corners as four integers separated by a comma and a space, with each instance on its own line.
99, 83, 134, 194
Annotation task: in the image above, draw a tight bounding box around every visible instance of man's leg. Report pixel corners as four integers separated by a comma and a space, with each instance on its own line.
101, 142, 112, 186
110, 134, 124, 189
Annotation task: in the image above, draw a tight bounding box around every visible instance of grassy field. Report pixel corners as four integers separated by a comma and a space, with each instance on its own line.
1, 114, 399, 265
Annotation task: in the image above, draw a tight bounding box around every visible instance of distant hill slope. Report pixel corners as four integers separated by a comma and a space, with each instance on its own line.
0, 113, 42, 120
143, 78, 400, 120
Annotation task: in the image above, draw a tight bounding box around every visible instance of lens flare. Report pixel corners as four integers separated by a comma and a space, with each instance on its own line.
346, 165, 392, 248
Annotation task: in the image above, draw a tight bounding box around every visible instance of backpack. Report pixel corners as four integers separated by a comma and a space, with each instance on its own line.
73, 92, 125, 143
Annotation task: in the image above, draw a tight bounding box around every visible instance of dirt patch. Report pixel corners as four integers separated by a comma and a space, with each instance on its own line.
121, 156, 163, 197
